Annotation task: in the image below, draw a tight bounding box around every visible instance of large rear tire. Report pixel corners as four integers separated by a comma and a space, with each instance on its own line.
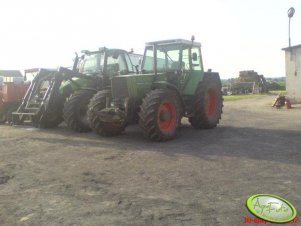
188, 73, 223, 129
87, 90, 126, 136
139, 89, 181, 141
63, 89, 95, 133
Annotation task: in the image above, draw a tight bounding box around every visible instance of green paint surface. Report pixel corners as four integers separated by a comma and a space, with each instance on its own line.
182, 70, 203, 95
59, 77, 94, 95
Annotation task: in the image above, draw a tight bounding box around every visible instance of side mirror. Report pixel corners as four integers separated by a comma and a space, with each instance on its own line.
192, 52, 198, 61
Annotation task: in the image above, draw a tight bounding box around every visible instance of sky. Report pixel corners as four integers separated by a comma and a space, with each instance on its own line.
0, 0, 300, 79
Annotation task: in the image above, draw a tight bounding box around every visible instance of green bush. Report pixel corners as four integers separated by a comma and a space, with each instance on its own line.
277, 81, 286, 90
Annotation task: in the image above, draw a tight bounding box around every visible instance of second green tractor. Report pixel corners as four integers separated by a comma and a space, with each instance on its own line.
62, 48, 137, 132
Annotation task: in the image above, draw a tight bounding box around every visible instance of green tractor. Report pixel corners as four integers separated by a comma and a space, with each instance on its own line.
87, 38, 223, 141
12, 48, 138, 131
62, 48, 138, 132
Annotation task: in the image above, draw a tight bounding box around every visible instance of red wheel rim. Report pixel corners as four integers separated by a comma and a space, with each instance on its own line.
206, 89, 218, 117
157, 101, 177, 133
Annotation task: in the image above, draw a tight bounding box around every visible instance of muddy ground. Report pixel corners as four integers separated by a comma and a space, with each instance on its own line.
0, 95, 300, 226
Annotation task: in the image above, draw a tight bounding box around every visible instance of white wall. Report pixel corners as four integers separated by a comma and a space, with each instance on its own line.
285, 46, 301, 103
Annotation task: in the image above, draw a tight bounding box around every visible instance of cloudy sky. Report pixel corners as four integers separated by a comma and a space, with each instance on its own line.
1, 0, 300, 78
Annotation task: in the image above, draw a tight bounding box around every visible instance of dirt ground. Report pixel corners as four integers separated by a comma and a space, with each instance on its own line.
0, 95, 300, 226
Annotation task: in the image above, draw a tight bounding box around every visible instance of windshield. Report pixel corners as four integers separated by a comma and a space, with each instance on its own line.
141, 44, 181, 73
157, 44, 181, 72
79, 53, 104, 74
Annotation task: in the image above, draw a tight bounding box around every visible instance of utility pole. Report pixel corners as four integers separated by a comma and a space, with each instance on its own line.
288, 7, 295, 48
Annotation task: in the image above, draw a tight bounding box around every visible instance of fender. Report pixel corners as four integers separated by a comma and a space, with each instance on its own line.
152, 81, 185, 110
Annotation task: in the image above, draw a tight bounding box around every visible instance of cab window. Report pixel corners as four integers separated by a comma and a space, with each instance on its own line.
182, 48, 190, 70
157, 44, 181, 72
124, 54, 134, 73
106, 51, 128, 75
141, 47, 154, 72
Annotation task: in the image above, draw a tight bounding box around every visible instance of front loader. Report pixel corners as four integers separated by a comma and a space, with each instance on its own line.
11, 67, 89, 127
87, 37, 223, 141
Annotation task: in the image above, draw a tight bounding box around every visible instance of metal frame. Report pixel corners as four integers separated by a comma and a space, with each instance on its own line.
145, 39, 201, 47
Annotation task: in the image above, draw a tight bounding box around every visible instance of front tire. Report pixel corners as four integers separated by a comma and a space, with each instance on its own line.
139, 89, 181, 141
188, 73, 223, 129
63, 89, 95, 133
87, 90, 126, 136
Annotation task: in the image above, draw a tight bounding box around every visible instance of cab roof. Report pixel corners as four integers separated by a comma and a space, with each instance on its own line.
82, 48, 127, 55
146, 39, 201, 47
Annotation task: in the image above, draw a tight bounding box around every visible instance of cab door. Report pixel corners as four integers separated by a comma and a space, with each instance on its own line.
181, 47, 204, 96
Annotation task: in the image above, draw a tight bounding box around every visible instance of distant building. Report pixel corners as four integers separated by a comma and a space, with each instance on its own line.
0, 70, 23, 84
0, 70, 23, 78
282, 44, 301, 103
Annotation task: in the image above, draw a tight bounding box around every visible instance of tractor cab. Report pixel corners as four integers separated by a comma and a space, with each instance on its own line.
142, 39, 203, 73
141, 39, 205, 95
76, 48, 136, 78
